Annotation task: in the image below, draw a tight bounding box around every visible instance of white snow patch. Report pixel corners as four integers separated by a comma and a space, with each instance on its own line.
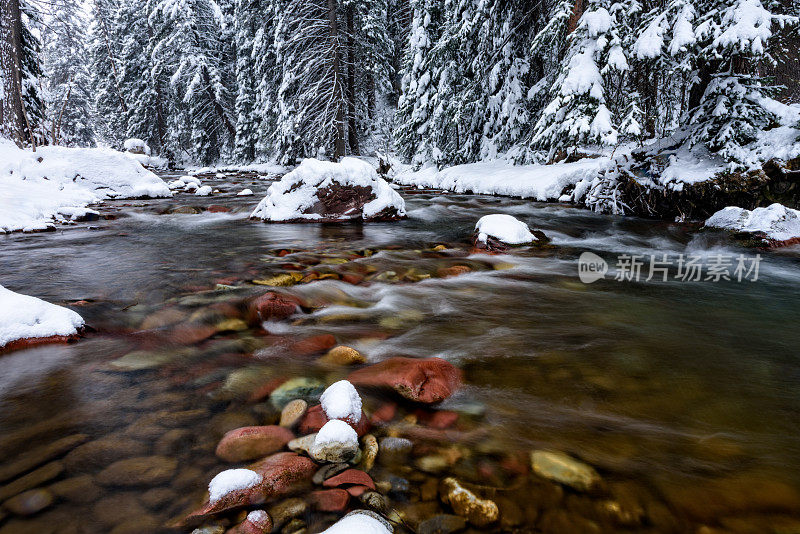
394, 157, 613, 201
0, 139, 171, 233
123, 138, 150, 155
322, 511, 393, 534
208, 469, 262, 503
475, 214, 535, 244
312, 419, 358, 452
238, 188, 254, 196
251, 158, 406, 221
246, 510, 270, 524
195, 185, 213, 196
320, 380, 362, 424
0, 285, 85, 349
705, 203, 800, 242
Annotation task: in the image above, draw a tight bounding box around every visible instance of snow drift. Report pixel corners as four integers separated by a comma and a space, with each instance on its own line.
705, 203, 800, 245
251, 157, 406, 222
0, 139, 172, 233
0, 285, 85, 351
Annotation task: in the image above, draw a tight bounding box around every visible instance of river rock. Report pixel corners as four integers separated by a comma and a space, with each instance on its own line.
0, 434, 88, 483
209, 411, 260, 439
183, 453, 317, 524
347, 357, 462, 404
299, 404, 371, 437
308, 489, 350, 512
109, 515, 161, 534
268, 498, 308, 529
417, 514, 467, 534
530, 450, 601, 492
248, 292, 301, 323
280, 399, 308, 428
0, 461, 63, 502
155, 428, 194, 456
94, 493, 148, 528
378, 437, 412, 466
64, 434, 149, 473
322, 468, 375, 490
215, 426, 295, 463
269, 377, 326, 409
440, 477, 499, 527
4, 489, 54, 516
320, 509, 394, 534
312, 462, 350, 485
48, 474, 101, 504
139, 487, 176, 510
290, 334, 337, 355
287, 433, 316, 456
227, 510, 273, 534
318, 346, 366, 366
110, 349, 185, 371
311, 420, 360, 463
360, 434, 378, 472
95, 455, 178, 486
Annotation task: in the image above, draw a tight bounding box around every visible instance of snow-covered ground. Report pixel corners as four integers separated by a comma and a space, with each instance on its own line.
0, 140, 172, 233
0, 285, 85, 350
188, 163, 287, 176
393, 156, 614, 201
705, 203, 800, 243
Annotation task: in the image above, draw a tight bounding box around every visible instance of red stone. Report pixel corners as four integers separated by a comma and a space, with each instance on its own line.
248, 377, 289, 403
419, 410, 459, 430
289, 334, 336, 356
299, 405, 371, 437
347, 357, 462, 404
341, 273, 364, 285
208, 205, 232, 213
167, 323, 219, 345
0, 334, 81, 354
225, 511, 273, 534
322, 469, 375, 490
370, 402, 397, 425
436, 265, 472, 278
182, 453, 316, 525
247, 292, 301, 323
346, 485, 370, 497
216, 426, 295, 463
308, 489, 350, 512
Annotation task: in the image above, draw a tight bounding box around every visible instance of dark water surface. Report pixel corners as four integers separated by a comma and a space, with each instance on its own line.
1, 171, 800, 533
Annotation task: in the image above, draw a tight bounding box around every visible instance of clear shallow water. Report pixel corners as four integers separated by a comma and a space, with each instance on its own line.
1, 172, 800, 533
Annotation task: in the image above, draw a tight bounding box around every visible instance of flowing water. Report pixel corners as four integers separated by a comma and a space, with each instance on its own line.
1, 170, 800, 533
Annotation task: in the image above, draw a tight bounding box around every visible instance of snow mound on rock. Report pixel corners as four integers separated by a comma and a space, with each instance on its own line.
208, 469, 262, 503
705, 203, 800, 242
0, 139, 172, 233
475, 214, 535, 244
320, 380, 362, 424
322, 510, 393, 534
251, 157, 406, 222
238, 188, 254, 196
0, 285, 85, 350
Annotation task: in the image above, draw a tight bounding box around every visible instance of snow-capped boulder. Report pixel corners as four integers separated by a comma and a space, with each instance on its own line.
195, 185, 213, 196
321, 510, 393, 534
238, 188, 254, 196
0, 285, 85, 352
705, 203, 800, 247
124, 138, 150, 156
473, 214, 547, 251
208, 469, 262, 503
311, 419, 359, 463
320, 380, 362, 425
251, 158, 406, 222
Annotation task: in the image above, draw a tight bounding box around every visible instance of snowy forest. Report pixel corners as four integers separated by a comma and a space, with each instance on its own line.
1, 0, 798, 169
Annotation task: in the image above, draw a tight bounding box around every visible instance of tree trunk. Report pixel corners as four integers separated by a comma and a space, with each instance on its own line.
688, 59, 715, 113
201, 66, 236, 140
328, 0, 346, 160
345, 4, 359, 156
566, 0, 585, 34
0, 0, 27, 146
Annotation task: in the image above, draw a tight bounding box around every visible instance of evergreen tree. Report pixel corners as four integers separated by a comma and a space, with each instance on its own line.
87, 0, 126, 146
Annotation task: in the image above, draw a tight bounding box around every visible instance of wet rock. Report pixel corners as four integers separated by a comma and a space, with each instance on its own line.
370, 403, 397, 425
538, 509, 601, 533
417, 514, 467, 534
140, 487, 176, 510
268, 498, 307, 529
48, 475, 101, 504
440, 477, 499, 527
64, 435, 150, 474
140, 307, 187, 329
95, 455, 178, 487
436, 265, 471, 278
215, 318, 248, 332
311, 421, 360, 463
215, 426, 295, 463
0, 434, 88, 483
298, 404, 371, 437
209, 411, 260, 439
109, 515, 161, 534
207, 205, 232, 213
156, 428, 194, 456
318, 346, 366, 366
347, 357, 462, 404
377, 437, 412, 466
416, 455, 448, 474
252, 273, 303, 287
359, 490, 388, 514
280, 399, 308, 428
227, 510, 273, 534
322, 469, 375, 490
183, 453, 316, 524
283, 518, 307, 534
308, 489, 350, 512
0, 461, 63, 501
312, 463, 350, 485
110, 349, 186, 371
287, 434, 316, 456
270, 377, 326, 409
169, 206, 202, 214
291, 334, 337, 356
192, 528, 225, 534
360, 435, 378, 472
496, 496, 524, 529
4, 489, 54, 516
531, 450, 601, 492
247, 292, 301, 323
93, 493, 148, 528
320, 510, 393, 533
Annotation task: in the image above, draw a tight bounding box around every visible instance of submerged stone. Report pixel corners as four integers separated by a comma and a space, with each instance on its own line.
530, 450, 601, 492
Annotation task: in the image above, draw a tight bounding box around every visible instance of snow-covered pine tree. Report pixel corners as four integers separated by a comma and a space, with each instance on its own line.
531, 0, 628, 161
149, 0, 236, 164
41, 0, 95, 146
251, 0, 279, 160
233, 0, 260, 162
88, 0, 127, 146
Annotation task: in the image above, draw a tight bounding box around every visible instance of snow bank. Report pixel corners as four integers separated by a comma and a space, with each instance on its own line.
208, 469, 262, 503
0, 139, 171, 233
0, 285, 85, 350
320, 380, 362, 424
475, 214, 535, 244
393, 157, 613, 200
251, 157, 406, 222
322, 511, 393, 534
705, 203, 800, 242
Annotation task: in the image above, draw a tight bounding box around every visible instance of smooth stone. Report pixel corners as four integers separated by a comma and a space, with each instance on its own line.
215, 426, 295, 463
216, 367, 274, 400
48, 475, 101, 504
531, 450, 601, 492
108, 516, 160, 534
360, 434, 378, 472
416, 455, 448, 474
308, 489, 350, 512
93, 493, 148, 528
287, 434, 316, 456
109, 349, 184, 371
139, 487, 176, 510
417, 514, 467, 534
358, 491, 388, 514
155, 428, 194, 456
440, 477, 499, 527
269, 378, 326, 409
4, 489, 54, 516
214, 318, 248, 332
378, 437, 412, 466
191, 528, 225, 534
312, 463, 350, 485
322, 469, 375, 490
0, 461, 63, 501
95, 455, 178, 486
226, 510, 273, 534
298, 404, 371, 437
310, 424, 359, 464
208, 411, 259, 440
267, 497, 308, 529
0, 434, 88, 483
347, 357, 462, 404
318, 346, 366, 366
280, 399, 308, 428
64, 435, 149, 473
